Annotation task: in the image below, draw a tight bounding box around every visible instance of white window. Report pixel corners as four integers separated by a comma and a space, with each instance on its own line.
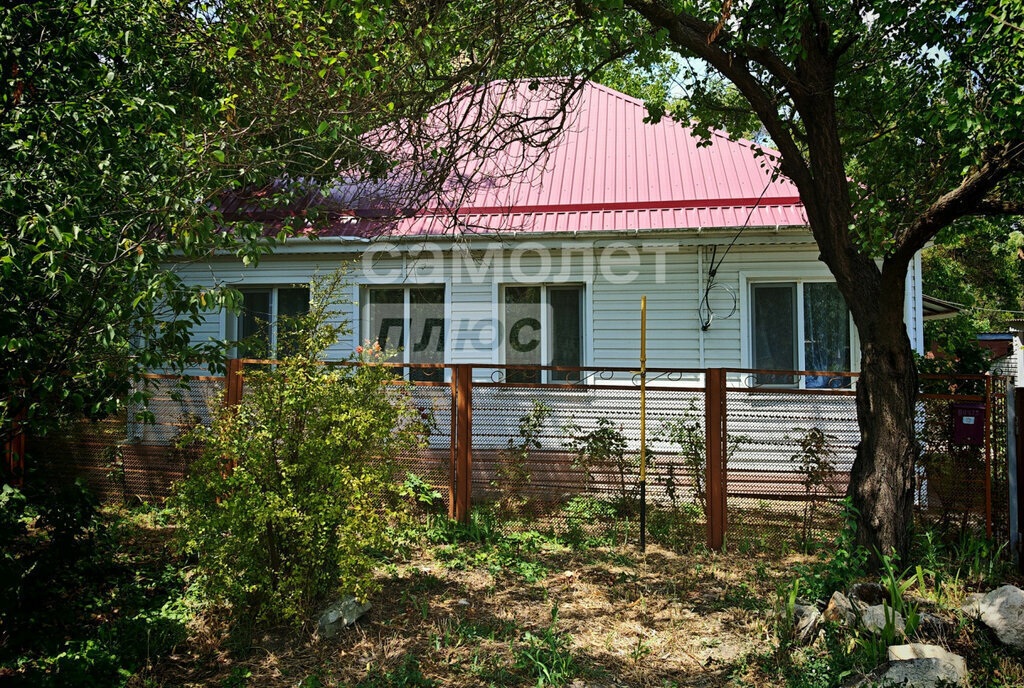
228, 286, 310, 358
501, 284, 584, 383
750, 281, 853, 387
364, 285, 445, 381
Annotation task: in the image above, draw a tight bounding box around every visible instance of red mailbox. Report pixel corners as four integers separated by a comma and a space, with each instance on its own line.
952, 403, 985, 445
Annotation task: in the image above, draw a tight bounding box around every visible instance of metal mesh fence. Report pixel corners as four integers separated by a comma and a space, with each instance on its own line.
718, 371, 1012, 551
468, 367, 707, 549
28, 375, 223, 501
400, 380, 454, 517
915, 375, 1011, 545
723, 371, 857, 551
23, 362, 1013, 555
991, 387, 1011, 546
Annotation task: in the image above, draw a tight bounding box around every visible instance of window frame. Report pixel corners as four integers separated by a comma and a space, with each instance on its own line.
742, 275, 859, 389
224, 284, 310, 359
498, 283, 587, 383
360, 283, 450, 380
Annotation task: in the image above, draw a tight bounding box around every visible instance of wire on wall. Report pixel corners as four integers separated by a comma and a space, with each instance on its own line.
698, 166, 781, 330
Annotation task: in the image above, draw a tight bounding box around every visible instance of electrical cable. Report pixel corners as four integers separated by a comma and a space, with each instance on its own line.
698, 165, 780, 330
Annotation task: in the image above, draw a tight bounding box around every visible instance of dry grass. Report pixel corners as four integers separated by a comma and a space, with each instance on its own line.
141, 538, 808, 688
132, 513, 1024, 688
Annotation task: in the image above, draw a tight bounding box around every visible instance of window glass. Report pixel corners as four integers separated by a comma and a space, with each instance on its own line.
409, 286, 445, 382
238, 289, 271, 358
752, 283, 797, 385
549, 287, 582, 382
276, 287, 310, 358
368, 288, 405, 363
278, 287, 310, 319
504, 286, 542, 383
804, 282, 851, 388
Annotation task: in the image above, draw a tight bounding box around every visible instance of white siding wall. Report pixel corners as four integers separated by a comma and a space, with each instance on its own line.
171, 256, 357, 365
169, 235, 926, 372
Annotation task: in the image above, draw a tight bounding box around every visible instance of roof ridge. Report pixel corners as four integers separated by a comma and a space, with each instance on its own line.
582, 80, 649, 108
579, 81, 781, 162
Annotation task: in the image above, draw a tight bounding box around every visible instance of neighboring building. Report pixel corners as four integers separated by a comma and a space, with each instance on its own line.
921, 297, 1022, 386
171, 81, 926, 383
978, 331, 1022, 385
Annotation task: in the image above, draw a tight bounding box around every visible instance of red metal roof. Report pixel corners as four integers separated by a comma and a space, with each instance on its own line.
257, 81, 808, 237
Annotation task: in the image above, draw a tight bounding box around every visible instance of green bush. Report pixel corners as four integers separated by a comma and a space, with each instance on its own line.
0, 503, 190, 688
563, 418, 635, 504
493, 401, 551, 517
172, 274, 428, 630
35, 479, 101, 555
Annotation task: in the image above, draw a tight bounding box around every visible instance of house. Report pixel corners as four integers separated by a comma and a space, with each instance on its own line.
171, 81, 926, 383
35, 82, 990, 518
977, 331, 1022, 384
921, 295, 1022, 385
143, 81, 941, 504
149, 80, 937, 512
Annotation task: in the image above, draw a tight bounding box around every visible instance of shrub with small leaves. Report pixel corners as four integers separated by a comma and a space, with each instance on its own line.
564, 418, 636, 505
172, 273, 428, 630
494, 400, 552, 516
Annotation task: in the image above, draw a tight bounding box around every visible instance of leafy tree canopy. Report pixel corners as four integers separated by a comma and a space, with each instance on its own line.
0, 0, 637, 437
923, 216, 1024, 368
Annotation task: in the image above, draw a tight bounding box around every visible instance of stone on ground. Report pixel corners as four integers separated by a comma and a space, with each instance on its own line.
879, 643, 969, 687
822, 591, 857, 626
861, 604, 905, 635
318, 596, 371, 637
792, 604, 822, 645
960, 584, 1024, 650
886, 643, 959, 662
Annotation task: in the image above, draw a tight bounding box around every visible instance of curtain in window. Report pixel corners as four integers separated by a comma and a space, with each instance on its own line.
803, 282, 851, 388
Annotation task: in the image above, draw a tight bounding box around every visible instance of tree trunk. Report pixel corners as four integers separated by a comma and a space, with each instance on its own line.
847, 309, 919, 565
798, 181, 920, 568
791, 128, 920, 567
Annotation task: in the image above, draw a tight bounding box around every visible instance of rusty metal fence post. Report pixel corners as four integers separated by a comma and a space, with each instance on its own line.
985, 374, 993, 539
453, 364, 473, 524
221, 359, 245, 474
448, 365, 458, 520
705, 368, 727, 550
224, 359, 244, 407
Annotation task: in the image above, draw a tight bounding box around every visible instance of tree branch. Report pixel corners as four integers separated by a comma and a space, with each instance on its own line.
889, 141, 1024, 267
622, 0, 812, 187
970, 197, 1024, 216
